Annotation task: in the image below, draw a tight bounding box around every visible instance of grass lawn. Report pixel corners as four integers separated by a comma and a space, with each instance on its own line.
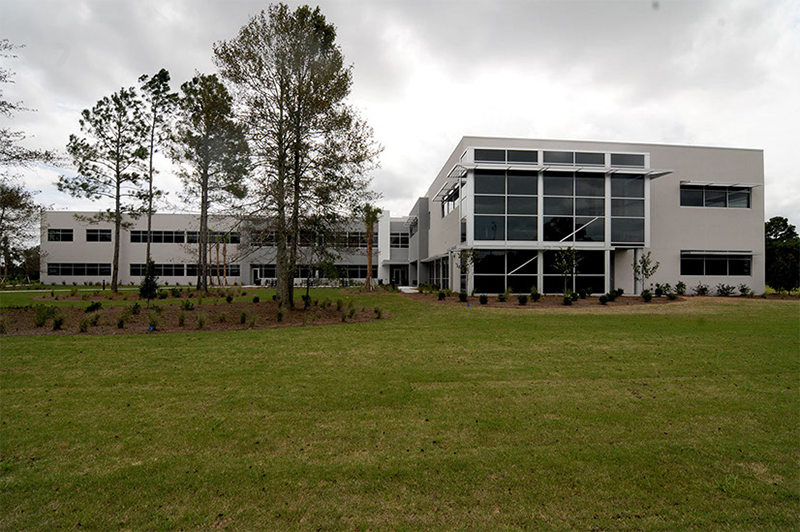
1, 291, 798, 530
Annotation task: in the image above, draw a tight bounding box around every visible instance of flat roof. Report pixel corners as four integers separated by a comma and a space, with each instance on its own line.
460, 135, 763, 153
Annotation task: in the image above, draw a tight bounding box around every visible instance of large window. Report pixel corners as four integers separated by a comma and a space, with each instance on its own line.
679, 184, 751, 208
473, 250, 538, 294
86, 229, 112, 242
47, 263, 110, 276
130, 263, 185, 276
390, 232, 409, 248
47, 229, 73, 242
131, 230, 185, 244
474, 169, 537, 242
543, 171, 605, 243
186, 231, 241, 244
542, 250, 605, 294
610, 153, 645, 167
680, 253, 751, 276
610, 174, 645, 245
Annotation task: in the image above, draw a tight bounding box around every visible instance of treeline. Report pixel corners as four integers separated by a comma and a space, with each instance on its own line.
1, 5, 382, 306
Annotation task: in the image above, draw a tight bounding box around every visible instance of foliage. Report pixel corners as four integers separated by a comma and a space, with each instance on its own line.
177, 312, 186, 327
148, 312, 160, 330
78, 316, 90, 333
438, 291, 446, 301
497, 293, 507, 303
138, 260, 159, 301
33, 304, 55, 327
131, 302, 141, 315
226, 295, 233, 303
85, 301, 102, 313
479, 294, 488, 305
362, 204, 381, 291
675, 281, 687, 295
737, 284, 751, 297
276, 310, 284, 323
52, 314, 64, 331
196, 314, 206, 329
518, 295, 528, 306
458, 291, 468, 302
599, 294, 609, 305
765, 216, 800, 293
252, 296, 260, 303
180, 299, 195, 311
715, 284, 735, 297
666, 292, 678, 301
569, 292, 579, 302
693, 282, 709, 296
632, 251, 660, 291
553, 247, 582, 294
373, 307, 382, 319
641, 290, 653, 302
562, 295, 572, 306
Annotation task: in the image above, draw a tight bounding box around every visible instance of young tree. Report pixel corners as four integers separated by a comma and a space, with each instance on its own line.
765, 216, 799, 294
0, 178, 40, 281
214, 3, 380, 308
59, 87, 148, 292
633, 251, 660, 293
138, 69, 178, 264
362, 204, 381, 291
139, 259, 158, 304
554, 247, 582, 295
171, 73, 249, 292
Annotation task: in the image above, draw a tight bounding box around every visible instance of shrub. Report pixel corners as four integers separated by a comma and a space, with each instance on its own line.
615, 288, 624, 297
89, 313, 100, 326
667, 292, 678, 301
0, 318, 5, 334
458, 291, 468, 302
606, 291, 617, 302
737, 284, 751, 297
70, 287, 78, 297
131, 302, 141, 315
180, 299, 195, 311
374, 307, 382, 319
518, 295, 528, 306
479, 294, 488, 305
226, 295, 233, 303
531, 292, 541, 302
569, 292, 579, 302
216, 314, 227, 323
642, 290, 653, 302
599, 294, 609, 305
578, 290, 586, 299
150, 304, 162, 314
117, 313, 128, 328
276, 310, 284, 323
170, 287, 182, 298
197, 314, 206, 329
78, 316, 90, 333
562, 296, 572, 306
178, 312, 186, 327
497, 293, 507, 303
675, 281, 687, 295
85, 301, 102, 313
139, 261, 158, 301
249, 317, 256, 327
33, 304, 56, 327
348, 307, 356, 319
52, 314, 65, 331
438, 291, 446, 301
252, 296, 260, 303
693, 282, 709, 296
240, 311, 247, 324
716, 283, 735, 297
341, 311, 347, 322
158, 291, 168, 300
336, 299, 344, 311
654, 285, 664, 297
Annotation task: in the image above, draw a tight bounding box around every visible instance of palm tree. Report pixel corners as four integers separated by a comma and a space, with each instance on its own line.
363, 204, 382, 291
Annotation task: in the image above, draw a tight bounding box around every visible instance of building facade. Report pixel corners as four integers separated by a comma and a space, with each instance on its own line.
408, 136, 765, 295
41, 137, 765, 294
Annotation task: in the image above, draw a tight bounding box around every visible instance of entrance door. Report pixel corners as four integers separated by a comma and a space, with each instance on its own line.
251, 266, 261, 286
390, 265, 409, 286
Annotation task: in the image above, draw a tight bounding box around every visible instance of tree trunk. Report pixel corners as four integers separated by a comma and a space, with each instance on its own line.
198, 170, 209, 292
112, 173, 121, 292
222, 240, 227, 285
216, 241, 221, 286
146, 112, 156, 265
365, 226, 374, 291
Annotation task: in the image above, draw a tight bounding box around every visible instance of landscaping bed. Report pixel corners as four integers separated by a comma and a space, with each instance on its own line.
403, 291, 684, 308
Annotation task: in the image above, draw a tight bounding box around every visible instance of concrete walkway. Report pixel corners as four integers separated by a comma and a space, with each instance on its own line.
398, 286, 418, 294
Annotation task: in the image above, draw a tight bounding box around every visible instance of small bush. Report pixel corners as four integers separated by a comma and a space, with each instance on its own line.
178, 312, 186, 327
85, 301, 102, 313
276, 310, 284, 323
438, 291, 446, 301
654, 286, 664, 297
479, 294, 488, 305
615, 288, 624, 297
52, 314, 65, 331
341, 311, 347, 322
348, 307, 356, 319
497, 293, 507, 303
336, 299, 344, 311
693, 282, 709, 296
578, 290, 586, 299
737, 284, 751, 297
642, 290, 653, 302
70, 287, 78, 297
131, 302, 141, 315
147, 313, 159, 330
667, 292, 678, 301
716, 283, 735, 297
158, 291, 168, 300
78, 317, 90, 333
458, 291, 468, 302
180, 299, 195, 311
252, 296, 260, 303
531, 292, 541, 302
518, 295, 528, 306
197, 314, 206, 329
33, 304, 56, 327
599, 294, 609, 305
374, 307, 382, 319
150, 304, 162, 314
239, 311, 247, 324
606, 291, 617, 302
117, 315, 126, 329
249, 317, 256, 327
675, 281, 687, 295
216, 314, 226, 323
569, 292, 579, 302
224, 295, 232, 303
89, 313, 100, 326
170, 287, 181, 298
562, 296, 572, 306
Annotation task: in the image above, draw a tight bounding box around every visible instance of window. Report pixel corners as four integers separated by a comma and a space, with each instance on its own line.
507, 170, 537, 195
47, 229, 73, 242
543, 217, 573, 242
474, 216, 505, 240
575, 152, 604, 166
611, 175, 644, 198
575, 173, 605, 197
474, 149, 505, 162
460, 218, 467, 243
507, 217, 537, 240
85, 229, 112, 242
507, 197, 537, 215
543, 171, 573, 196
47, 263, 110, 276
474, 170, 505, 194
611, 218, 644, 244
679, 184, 751, 209
543, 151, 574, 165
442, 185, 460, 217
507, 150, 538, 164
610, 153, 645, 167
336, 265, 378, 279
473, 250, 538, 294
131, 230, 185, 244
130, 263, 186, 276
249, 230, 276, 246
475, 195, 505, 214
542, 250, 605, 294
390, 232, 409, 248
680, 253, 751, 276
611, 199, 645, 217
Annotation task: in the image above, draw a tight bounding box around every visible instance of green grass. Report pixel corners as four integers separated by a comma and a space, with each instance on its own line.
1, 292, 798, 530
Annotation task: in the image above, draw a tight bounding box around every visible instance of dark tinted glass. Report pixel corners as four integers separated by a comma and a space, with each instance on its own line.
575, 217, 604, 242
507, 150, 538, 164
544, 197, 573, 215
543, 250, 561, 274
475, 195, 505, 214
612, 198, 644, 217
543, 172, 574, 196
507, 250, 538, 274
705, 257, 727, 275
727, 189, 750, 208
474, 216, 505, 240
508, 275, 537, 293
610, 153, 645, 167
576, 152, 604, 165
611, 175, 644, 198
611, 218, 644, 243
507, 196, 537, 214
507, 170, 537, 194
728, 257, 751, 275
474, 149, 505, 162
704, 187, 727, 207
680, 256, 704, 275
576, 250, 605, 274
474, 170, 505, 194
575, 174, 605, 196
474, 275, 506, 294
543, 151, 574, 165
543, 217, 573, 241
576, 276, 604, 293
475, 250, 505, 274
575, 197, 604, 216
543, 275, 569, 294
680, 186, 703, 206
507, 217, 537, 241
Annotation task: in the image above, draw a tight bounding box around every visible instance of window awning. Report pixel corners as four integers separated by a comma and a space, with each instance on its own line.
681, 250, 753, 256
680, 180, 760, 188
467, 163, 673, 178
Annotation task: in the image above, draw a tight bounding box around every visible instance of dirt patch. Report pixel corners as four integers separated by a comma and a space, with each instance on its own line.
0, 300, 385, 337
401, 291, 682, 309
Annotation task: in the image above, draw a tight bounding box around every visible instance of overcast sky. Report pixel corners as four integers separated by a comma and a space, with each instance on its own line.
1, 0, 798, 222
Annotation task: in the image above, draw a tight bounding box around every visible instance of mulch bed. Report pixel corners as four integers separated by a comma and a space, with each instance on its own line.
402, 291, 683, 308
0, 300, 383, 337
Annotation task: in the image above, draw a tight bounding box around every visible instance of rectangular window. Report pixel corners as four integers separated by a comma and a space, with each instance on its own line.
506, 150, 538, 164
543, 151, 574, 165
575, 217, 604, 242
611, 175, 644, 198
575, 152, 605, 166
544, 197, 573, 216
460, 218, 467, 244
474, 216, 505, 240
575, 174, 605, 197
506, 170, 537, 195
704, 187, 727, 208
474, 170, 505, 194
390, 232, 409, 248
507, 216, 537, 241
575, 197, 604, 216
727, 188, 751, 208
474, 148, 505, 162
86, 229, 112, 242
47, 263, 110, 276
611, 218, 644, 244
679, 253, 751, 276
680, 184, 750, 209
475, 195, 505, 214
47, 229, 73, 242
610, 153, 645, 167
680, 186, 704, 207
543, 171, 573, 196
507, 197, 537, 215
611, 198, 645, 217
131, 230, 186, 244
543, 217, 573, 242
